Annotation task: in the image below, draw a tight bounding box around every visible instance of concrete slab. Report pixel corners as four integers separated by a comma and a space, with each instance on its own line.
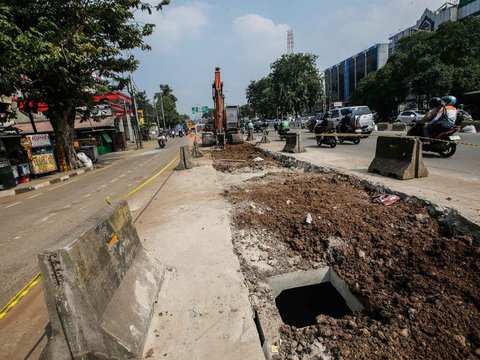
138, 156, 264, 360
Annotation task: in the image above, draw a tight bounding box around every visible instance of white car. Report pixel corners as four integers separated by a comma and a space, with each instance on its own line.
396, 110, 426, 125
329, 106, 375, 134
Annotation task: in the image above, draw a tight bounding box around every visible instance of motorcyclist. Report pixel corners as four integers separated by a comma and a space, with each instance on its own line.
338, 108, 356, 133
424, 95, 458, 137
278, 119, 290, 132
419, 97, 443, 124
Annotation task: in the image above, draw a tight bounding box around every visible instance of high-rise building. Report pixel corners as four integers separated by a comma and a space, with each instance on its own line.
287, 29, 294, 54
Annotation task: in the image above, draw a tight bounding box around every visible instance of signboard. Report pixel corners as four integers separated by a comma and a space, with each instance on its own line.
137, 109, 144, 124
333, 102, 343, 108
202, 106, 208, 114
27, 134, 51, 148
31, 151, 57, 174
191, 106, 199, 114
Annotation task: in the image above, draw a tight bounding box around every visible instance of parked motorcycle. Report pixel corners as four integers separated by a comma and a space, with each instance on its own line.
407, 122, 460, 158
314, 119, 336, 148
158, 134, 167, 149
336, 124, 361, 145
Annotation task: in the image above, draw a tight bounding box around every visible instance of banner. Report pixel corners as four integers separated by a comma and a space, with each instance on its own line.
31, 152, 57, 174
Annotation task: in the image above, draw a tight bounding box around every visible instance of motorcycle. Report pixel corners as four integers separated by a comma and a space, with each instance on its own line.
158, 134, 167, 149
407, 122, 460, 158
314, 120, 336, 148
336, 124, 361, 145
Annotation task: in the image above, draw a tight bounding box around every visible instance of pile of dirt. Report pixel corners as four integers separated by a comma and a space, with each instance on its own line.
223, 170, 480, 359
211, 143, 282, 172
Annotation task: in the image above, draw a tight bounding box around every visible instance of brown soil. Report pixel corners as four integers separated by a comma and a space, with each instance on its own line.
216, 143, 480, 360
211, 143, 283, 172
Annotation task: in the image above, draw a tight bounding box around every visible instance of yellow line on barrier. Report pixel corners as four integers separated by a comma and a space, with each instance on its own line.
121, 155, 179, 200
0, 273, 42, 320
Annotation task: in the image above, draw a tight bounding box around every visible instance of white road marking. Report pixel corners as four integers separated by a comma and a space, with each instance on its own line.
28, 193, 42, 199
109, 178, 118, 183
118, 174, 126, 178
126, 171, 132, 174
82, 193, 92, 198
5, 201, 21, 208
48, 178, 78, 191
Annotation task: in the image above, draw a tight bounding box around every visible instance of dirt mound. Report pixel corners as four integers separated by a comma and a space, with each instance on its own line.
224, 170, 480, 359
211, 143, 282, 172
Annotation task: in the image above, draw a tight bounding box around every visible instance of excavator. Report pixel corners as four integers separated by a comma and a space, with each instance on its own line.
202, 67, 243, 146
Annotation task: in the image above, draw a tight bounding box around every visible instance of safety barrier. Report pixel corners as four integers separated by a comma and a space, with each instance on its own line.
377, 123, 389, 131
282, 132, 306, 153
259, 130, 271, 144
38, 201, 164, 359
368, 136, 428, 180
176, 145, 194, 170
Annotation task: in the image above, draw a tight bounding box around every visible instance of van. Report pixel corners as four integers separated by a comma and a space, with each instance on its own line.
330, 106, 375, 134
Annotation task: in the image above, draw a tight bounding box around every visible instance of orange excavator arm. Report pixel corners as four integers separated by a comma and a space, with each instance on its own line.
212, 67, 225, 133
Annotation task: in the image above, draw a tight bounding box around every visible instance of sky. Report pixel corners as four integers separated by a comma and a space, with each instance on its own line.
131, 0, 447, 116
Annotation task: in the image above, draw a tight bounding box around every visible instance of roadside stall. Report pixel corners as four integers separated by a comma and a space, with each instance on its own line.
26, 133, 58, 176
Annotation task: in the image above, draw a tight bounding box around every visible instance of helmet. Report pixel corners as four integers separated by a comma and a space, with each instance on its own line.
442, 95, 457, 106
458, 104, 464, 110
429, 97, 443, 109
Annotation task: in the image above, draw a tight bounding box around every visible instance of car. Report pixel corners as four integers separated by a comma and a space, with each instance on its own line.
253, 120, 267, 132
395, 110, 427, 125
330, 106, 375, 134
308, 113, 323, 132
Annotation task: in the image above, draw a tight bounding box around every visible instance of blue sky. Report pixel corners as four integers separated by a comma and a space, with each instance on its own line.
132, 0, 446, 116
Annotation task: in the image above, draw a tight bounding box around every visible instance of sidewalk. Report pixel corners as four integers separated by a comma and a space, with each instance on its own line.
0, 141, 156, 199
137, 154, 264, 360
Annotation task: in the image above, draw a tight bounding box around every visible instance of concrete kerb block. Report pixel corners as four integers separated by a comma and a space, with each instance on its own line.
191, 139, 204, 158
282, 132, 306, 153
260, 130, 271, 143
391, 122, 407, 131
368, 136, 428, 180
175, 145, 194, 170
377, 123, 389, 131
38, 200, 164, 360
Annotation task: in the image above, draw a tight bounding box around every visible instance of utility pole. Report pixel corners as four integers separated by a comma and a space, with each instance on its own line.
127, 75, 143, 149
159, 93, 166, 129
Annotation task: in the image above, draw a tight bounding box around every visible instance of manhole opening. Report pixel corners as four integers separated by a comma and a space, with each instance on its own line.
268, 267, 363, 328
275, 282, 352, 328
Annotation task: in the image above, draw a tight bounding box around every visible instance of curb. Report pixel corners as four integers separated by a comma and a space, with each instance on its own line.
0, 167, 93, 199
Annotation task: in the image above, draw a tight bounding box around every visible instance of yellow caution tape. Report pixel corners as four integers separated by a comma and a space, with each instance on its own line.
305, 132, 480, 148
0, 273, 42, 320
122, 155, 179, 200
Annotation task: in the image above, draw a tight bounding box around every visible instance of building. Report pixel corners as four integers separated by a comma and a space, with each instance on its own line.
324, 43, 389, 107
389, 0, 480, 55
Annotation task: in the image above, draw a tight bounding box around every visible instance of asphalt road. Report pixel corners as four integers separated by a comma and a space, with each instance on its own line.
0, 138, 187, 307
292, 129, 480, 178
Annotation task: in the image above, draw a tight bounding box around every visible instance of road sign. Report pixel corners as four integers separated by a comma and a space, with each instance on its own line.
201, 106, 208, 114
191, 106, 199, 114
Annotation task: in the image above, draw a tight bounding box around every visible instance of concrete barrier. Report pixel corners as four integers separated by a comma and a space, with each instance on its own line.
259, 130, 271, 144
391, 122, 407, 131
176, 145, 194, 170
377, 123, 389, 131
38, 201, 164, 360
191, 139, 204, 158
282, 132, 306, 153
368, 136, 428, 180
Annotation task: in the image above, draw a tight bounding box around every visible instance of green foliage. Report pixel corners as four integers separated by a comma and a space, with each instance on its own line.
202, 108, 214, 119
245, 53, 323, 118
154, 84, 183, 128
0, 0, 166, 168
135, 90, 156, 125
352, 18, 480, 118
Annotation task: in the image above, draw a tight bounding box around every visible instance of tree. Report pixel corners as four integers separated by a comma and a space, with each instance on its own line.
270, 53, 323, 117
245, 76, 276, 118
154, 84, 182, 128
135, 91, 156, 126
0, 0, 170, 170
